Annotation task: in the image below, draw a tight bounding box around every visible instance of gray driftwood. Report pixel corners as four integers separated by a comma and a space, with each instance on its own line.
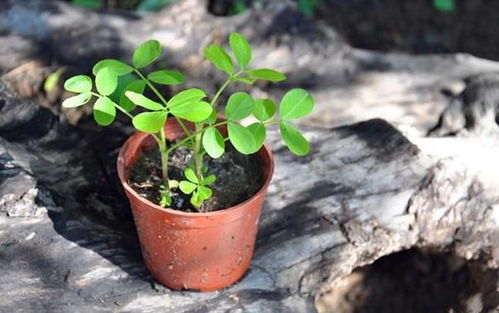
0, 0, 498, 312
0, 76, 498, 312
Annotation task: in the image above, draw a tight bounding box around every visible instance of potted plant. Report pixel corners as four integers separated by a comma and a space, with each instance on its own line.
62, 33, 314, 291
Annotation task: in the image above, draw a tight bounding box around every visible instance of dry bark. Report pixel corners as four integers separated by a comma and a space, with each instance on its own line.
0, 78, 498, 312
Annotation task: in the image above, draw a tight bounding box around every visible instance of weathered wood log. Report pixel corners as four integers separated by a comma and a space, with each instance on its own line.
429, 73, 499, 137
0, 78, 497, 312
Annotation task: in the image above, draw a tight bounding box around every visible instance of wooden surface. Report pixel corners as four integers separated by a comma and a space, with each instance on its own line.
0, 79, 497, 312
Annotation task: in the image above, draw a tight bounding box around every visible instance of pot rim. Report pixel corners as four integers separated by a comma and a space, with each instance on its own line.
117, 130, 275, 218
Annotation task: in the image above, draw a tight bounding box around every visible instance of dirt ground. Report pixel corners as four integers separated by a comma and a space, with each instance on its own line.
316, 0, 499, 61
214, 0, 499, 61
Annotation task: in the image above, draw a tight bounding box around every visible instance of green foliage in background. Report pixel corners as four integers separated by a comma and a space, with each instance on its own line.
70, 0, 175, 11
433, 0, 455, 12
136, 0, 176, 11
297, 0, 321, 16
62, 32, 314, 211
228, 1, 247, 15
71, 0, 102, 8
44, 68, 65, 93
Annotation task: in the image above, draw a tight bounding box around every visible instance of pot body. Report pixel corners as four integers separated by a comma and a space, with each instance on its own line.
117, 119, 274, 291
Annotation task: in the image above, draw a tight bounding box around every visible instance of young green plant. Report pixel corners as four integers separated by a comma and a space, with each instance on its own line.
62, 32, 314, 211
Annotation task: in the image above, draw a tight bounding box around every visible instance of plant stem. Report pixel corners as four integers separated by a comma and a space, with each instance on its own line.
210, 78, 232, 107
158, 127, 170, 188
193, 123, 203, 178
166, 121, 228, 155
263, 119, 281, 126
190, 75, 235, 179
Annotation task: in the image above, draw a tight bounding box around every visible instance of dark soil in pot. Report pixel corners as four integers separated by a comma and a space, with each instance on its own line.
128, 142, 264, 212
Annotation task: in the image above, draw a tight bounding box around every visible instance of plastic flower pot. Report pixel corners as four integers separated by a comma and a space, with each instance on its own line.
117, 118, 274, 291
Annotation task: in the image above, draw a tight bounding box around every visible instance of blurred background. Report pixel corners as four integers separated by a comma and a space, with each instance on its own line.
67, 0, 499, 59
3, 0, 499, 135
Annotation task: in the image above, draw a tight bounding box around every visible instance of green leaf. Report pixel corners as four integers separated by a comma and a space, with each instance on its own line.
190, 191, 203, 208
225, 92, 254, 121
93, 97, 116, 126
247, 122, 266, 153
206, 109, 218, 124
92, 59, 133, 76
159, 190, 172, 207
184, 168, 199, 183
232, 76, 256, 85
253, 99, 276, 121
136, 0, 173, 12
279, 88, 314, 120
95, 68, 118, 96
433, 0, 455, 12
297, 0, 321, 16
64, 75, 92, 93
133, 40, 161, 69
125, 91, 164, 111
202, 127, 225, 158
280, 121, 310, 156
170, 101, 212, 122
228, 122, 255, 155
197, 186, 213, 200
204, 44, 234, 75
167, 88, 206, 107
246, 68, 286, 82
119, 80, 146, 112
62, 92, 92, 108
71, 0, 102, 8
228, 1, 247, 15
179, 181, 197, 194
132, 111, 167, 133
44, 69, 64, 93
148, 70, 185, 85
229, 32, 252, 69
108, 73, 136, 104
200, 175, 216, 185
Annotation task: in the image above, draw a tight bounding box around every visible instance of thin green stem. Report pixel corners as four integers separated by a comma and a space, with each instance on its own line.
189, 73, 238, 179
150, 133, 162, 146
134, 69, 168, 104
166, 121, 228, 155
193, 123, 203, 178
263, 119, 281, 126
210, 70, 242, 107
210, 78, 232, 107
158, 127, 169, 188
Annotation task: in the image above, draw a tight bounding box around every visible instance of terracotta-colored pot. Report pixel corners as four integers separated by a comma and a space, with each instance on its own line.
117, 118, 274, 291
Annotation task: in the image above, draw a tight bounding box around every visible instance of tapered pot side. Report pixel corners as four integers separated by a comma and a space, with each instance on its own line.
117, 118, 274, 291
